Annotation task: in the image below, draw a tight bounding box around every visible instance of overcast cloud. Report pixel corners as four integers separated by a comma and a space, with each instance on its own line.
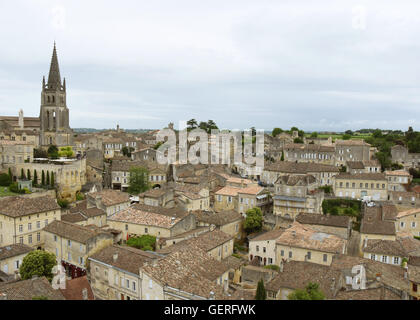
0, 0, 419, 131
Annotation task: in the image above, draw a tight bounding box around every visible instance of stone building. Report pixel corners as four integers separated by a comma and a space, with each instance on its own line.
385, 170, 412, 192
43, 220, 114, 279
0, 244, 33, 276
0, 195, 61, 248
0, 43, 74, 148
273, 174, 324, 219
334, 173, 388, 201
39, 43, 73, 147
15, 158, 87, 202
334, 140, 371, 167
283, 143, 336, 165
0, 140, 34, 167
391, 145, 420, 169
261, 161, 339, 186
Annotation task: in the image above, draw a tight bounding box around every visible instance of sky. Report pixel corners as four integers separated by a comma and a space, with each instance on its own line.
0, 0, 419, 131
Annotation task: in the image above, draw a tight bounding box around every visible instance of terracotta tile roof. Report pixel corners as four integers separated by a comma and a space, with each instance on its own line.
61, 212, 87, 223
396, 208, 420, 218
192, 210, 242, 226
131, 203, 188, 219
335, 286, 401, 300
139, 188, 169, 199
109, 206, 181, 228
215, 186, 240, 197
296, 213, 351, 228
157, 230, 233, 255
265, 260, 342, 299
330, 254, 409, 292
364, 237, 420, 257
335, 139, 370, 146
88, 189, 130, 207
275, 222, 346, 254
265, 161, 339, 173
385, 170, 411, 177
43, 220, 112, 244
0, 277, 66, 300
249, 229, 285, 242
222, 256, 247, 270
70, 200, 106, 218
89, 245, 155, 275
59, 276, 94, 300
238, 185, 264, 195
142, 246, 229, 299
0, 244, 33, 261
361, 206, 396, 235
346, 161, 365, 169
0, 196, 60, 218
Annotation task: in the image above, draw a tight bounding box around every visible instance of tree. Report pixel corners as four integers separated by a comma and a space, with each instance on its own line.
199, 121, 208, 132
8, 168, 12, 181
342, 134, 352, 140
46, 171, 50, 186
121, 146, 129, 157
0, 173, 12, 186
27, 169, 31, 180
310, 132, 318, 138
47, 145, 59, 159
126, 235, 156, 251
345, 130, 353, 135
288, 282, 325, 300
19, 250, 56, 282
294, 137, 304, 144
20, 168, 25, 179
41, 170, 45, 185
50, 172, 55, 187
33, 169, 38, 186
128, 167, 150, 194
34, 148, 48, 158
187, 119, 198, 131
207, 120, 218, 132
272, 128, 283, 137
255, 279, 267, 300
280, 150, 284, 161
244, 207, 263, 234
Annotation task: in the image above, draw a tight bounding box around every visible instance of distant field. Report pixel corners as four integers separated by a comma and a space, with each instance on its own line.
305, 133, 372, 140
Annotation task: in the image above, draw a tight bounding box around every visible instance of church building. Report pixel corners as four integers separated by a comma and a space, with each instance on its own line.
0, 43, 73, 148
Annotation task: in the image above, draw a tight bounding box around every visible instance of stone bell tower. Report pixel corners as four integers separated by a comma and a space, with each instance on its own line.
40, 43, 73, 147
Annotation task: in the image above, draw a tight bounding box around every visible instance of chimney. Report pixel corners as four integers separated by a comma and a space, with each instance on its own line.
279, 260, 284, 272
209, 291, 215, 300
113, 253, 118, 262
18, 109, 24, 129
404, 270, 408, 279
363, 238, 368, 249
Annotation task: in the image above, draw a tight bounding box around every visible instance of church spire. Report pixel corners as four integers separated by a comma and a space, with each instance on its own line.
47, 42, 62, 89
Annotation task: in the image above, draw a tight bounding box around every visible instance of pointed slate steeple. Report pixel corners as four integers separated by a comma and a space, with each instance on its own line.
47, 42, 62, 89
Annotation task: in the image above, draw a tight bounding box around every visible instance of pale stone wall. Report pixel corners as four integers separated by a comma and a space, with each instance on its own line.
395, 214, 420, 238
275, 244, 339, 266
0, 209, 61, 248
0, 252, 31, 275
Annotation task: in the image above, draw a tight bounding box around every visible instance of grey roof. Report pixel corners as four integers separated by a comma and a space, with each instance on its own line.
0, 244, 33, 261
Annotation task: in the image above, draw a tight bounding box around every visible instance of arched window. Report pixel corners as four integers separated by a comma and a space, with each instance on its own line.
47, 96, 50, 103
